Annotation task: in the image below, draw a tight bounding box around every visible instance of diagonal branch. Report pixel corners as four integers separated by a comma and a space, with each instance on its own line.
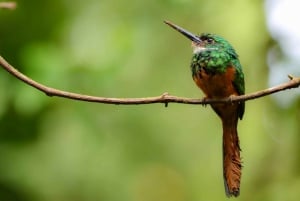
0, 55, 299, 105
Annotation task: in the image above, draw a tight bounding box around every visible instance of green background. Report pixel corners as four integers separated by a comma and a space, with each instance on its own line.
1, 0, 300, 200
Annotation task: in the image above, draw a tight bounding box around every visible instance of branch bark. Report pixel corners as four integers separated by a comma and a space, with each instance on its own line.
0, 55, 299, 105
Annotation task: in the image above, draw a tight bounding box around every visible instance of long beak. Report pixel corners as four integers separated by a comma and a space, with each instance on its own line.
164, 20, 201, 43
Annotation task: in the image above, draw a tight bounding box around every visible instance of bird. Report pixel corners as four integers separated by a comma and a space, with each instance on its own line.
164, 20, 245, 197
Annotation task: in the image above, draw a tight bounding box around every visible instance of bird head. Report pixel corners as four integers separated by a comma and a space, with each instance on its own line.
164, 20, 237, 57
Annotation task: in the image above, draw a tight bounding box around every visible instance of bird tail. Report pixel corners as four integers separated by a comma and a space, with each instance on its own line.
222, 119, 242, 197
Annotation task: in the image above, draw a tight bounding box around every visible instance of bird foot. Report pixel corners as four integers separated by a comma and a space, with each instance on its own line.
201, 97, 209, 107
228, 94, 237, 104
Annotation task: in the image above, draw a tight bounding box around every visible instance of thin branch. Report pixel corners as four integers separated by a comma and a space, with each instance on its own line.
0, 55, 299, 105
0, 2, 16, 9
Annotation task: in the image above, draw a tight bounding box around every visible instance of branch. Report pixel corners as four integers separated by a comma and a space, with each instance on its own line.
0, 55, 299, 105
0, 2, 16, 9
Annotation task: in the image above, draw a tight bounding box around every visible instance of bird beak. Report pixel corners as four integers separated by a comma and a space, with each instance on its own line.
164, 20, 201, 43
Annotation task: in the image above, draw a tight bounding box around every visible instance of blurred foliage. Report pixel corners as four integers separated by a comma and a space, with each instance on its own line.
0, 0, 299, 201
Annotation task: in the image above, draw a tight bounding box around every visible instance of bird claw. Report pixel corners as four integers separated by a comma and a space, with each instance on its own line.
228, 94, 237, 104
201, 97, 209, 107
161, 92, 170, 107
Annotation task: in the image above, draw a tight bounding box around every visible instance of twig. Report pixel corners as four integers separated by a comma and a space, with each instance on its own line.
0, 55, 299, 105
0, 2, 16, 9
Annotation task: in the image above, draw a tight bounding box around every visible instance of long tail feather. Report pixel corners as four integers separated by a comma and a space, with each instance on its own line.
222, 119, 242, 197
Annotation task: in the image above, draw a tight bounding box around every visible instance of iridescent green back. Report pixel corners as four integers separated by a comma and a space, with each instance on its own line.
190, 33, 245, 119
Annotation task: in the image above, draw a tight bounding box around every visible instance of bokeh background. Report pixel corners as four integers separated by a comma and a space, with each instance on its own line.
1, 0, 300, 200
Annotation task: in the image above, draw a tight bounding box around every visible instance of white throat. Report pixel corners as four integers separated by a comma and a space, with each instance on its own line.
193, 46, 207, 54
192, 46, 218, 54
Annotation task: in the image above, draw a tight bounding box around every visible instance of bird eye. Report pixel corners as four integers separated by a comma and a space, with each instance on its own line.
206, 38, 214, 44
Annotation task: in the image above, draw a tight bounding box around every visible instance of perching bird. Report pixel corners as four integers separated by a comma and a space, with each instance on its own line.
165, 20, 245, 197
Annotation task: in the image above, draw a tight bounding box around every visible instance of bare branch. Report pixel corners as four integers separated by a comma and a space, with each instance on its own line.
0, 55, 299, 105
0, 2, 16, 9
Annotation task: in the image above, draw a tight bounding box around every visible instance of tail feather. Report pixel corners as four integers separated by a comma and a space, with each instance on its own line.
222, 120, 242, 197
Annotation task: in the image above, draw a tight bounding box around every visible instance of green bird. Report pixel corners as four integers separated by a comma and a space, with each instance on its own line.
164, 20, 245, 197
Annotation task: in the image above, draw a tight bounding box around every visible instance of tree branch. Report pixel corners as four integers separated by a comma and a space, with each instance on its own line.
0, 2, 16, 9
0, 55, 299, 105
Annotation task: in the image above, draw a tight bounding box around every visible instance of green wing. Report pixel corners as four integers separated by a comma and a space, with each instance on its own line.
231, 59, 245, 120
